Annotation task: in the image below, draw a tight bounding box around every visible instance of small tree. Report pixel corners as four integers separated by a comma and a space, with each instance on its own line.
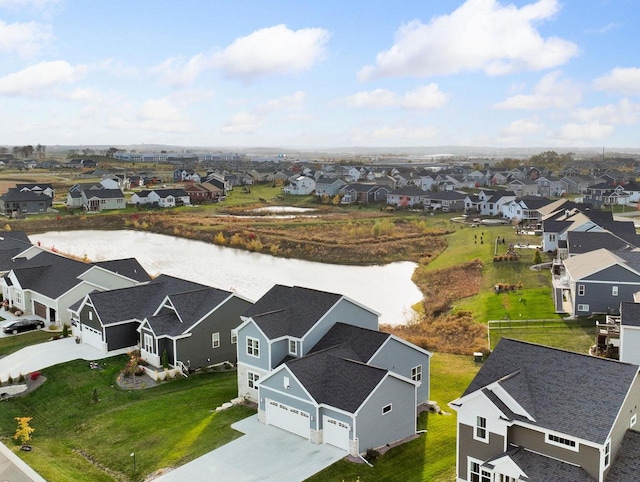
533, 249, 542, 265
161, 349, 169, 369
61, 324, 69, 338
92, 387, 99, 403
14, 417, 35, 446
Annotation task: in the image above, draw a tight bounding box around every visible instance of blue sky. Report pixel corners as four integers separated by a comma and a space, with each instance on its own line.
0, 0, 638, 149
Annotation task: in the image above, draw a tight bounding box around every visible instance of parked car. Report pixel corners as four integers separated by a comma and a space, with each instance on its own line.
2, 319, 45, 335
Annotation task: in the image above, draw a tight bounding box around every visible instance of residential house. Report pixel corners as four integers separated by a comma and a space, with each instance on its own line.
386, 186, 426, 208
283, 176, 316, 195
422, 191, 467, 212
100, 174, 129, 190
1, 246, 150, 325
503, 197, 551, 224
560, 175, 597, 194
138, 286, 253, 371
15, 183, 54, 198
553, 248, 640, 317
0, 189, 52, 216
508, 179, 539, 198
449, 338, 640, 482
131, 188, 190, 207
536, 175, 564, 197
315, 178, 347, 197
66, 183, 126, 212
341, 183, 388, 204
69, 274, 211, 353
235, 285, 431, 456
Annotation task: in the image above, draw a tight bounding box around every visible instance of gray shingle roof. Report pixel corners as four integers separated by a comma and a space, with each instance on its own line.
567, 231, 637, 255
606, 430, 640, 481
242, 285, 342, 339
463, 338, 639, 444
87, 274, 210, 325
309, 322, 389, 362
620, 302, 640, 327
484, 447, 595, 482
11, 251, 91, 298
286, 348, 386, 413
93, 258, 151, 282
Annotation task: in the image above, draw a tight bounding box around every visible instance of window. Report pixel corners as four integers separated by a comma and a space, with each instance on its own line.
88, 311, 93, 321
496, 476, 516, 482
631, 414, 637, 428
283, 376, 290, 389
604, 440, 611, 468
382, 403, 392, 415
469, 460, 491, 482
247, 337, 260, 357
612, 286, 619, 296
15, 292, 22, 305
248, 371, 259, 389
578, 284, 585, 296
288, 339, 297, 356
547, 433, 578, 451
578, 304, 590, 312
212, 332, 220, 349
143, 333, 154, 354
549, 234, 556, 242
475, 416, 487, 441
231, 333, 237, 344
411, 365, 422, 382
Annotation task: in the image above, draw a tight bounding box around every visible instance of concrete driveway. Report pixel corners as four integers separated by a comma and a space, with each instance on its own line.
0, 337, 120, 383
156, 415, 346, 482
0, 442, 46, 482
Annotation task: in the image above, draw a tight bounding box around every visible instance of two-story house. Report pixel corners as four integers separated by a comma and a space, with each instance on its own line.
234, 284, 431, 456
450, 338, 640, 482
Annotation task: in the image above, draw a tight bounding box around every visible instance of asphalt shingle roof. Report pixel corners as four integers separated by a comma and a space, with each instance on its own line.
463, 338, 639, 444
309, 322, 389, 362
242, 285, 342, 339
605, 430, 640, 481
620, 301, 640, 327
286, 348, 386, 413
92, 258, 151, 282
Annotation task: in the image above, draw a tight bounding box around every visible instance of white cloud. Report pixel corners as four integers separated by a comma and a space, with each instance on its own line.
0, 18, 52, 57
571, 99, 640, 125
557, 122, 613, 141
221, 112, 261, 134
135, 98, 191, 133
212, 24, 330, 80
500, 119, 544, 137
593, 67, 640, 96
152, 54, 210, 87
493, 71, 581, 110
343, 84, 448, 110
259, 90, 306, 113
0, 60, 86, 96
358, 0, 577, 80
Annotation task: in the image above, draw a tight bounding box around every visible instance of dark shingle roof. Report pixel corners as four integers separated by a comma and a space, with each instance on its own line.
92, 258, 151, 282
484, 447, 595, 482
83, 189, 124, 199
567, 231, 637, 255
463, 338, 639, 444
309, 322, 389, 362
620, 302, 640, 327
286, 348, 386, 413
87, 274, 210, 325
242, 285, 342, 339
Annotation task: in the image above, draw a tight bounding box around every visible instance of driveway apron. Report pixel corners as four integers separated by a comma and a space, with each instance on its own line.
155, 415, 346, 482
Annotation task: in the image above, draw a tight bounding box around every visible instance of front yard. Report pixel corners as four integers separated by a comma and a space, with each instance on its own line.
0, 356, 254, 481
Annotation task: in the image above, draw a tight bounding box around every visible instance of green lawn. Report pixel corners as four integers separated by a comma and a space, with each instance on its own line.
306, 353, 480, 482
489, 318, 596, 353
0, 357, 254, 481
0, 330, 54, 357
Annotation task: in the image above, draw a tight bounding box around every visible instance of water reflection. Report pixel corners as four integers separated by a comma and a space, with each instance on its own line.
33, 230, 422, 326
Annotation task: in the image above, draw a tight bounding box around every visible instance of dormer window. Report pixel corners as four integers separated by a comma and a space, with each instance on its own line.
288, 339, 297, 356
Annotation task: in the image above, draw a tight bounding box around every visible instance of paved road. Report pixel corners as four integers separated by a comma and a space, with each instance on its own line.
155, 415, 346, 482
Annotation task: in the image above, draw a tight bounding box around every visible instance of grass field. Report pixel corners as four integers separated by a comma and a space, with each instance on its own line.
0, 330, 53, 357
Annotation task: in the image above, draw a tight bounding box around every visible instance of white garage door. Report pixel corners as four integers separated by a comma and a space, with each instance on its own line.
266, 399, 310, 440
323, 416, 350, 450
82, 324, 103, 350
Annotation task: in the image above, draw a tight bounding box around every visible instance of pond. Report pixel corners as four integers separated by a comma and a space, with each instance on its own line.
32, 230, 422, 326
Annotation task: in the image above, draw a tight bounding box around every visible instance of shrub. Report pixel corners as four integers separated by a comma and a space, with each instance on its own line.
161, 349, 169, 369
29, 372, 41, 381
7, 375, 13, 385
61, 324, 69, 338
18, 374, 25, 383
365, 448, 380, 462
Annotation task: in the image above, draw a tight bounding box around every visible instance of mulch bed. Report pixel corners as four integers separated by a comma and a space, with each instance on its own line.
0, 375, 47, 399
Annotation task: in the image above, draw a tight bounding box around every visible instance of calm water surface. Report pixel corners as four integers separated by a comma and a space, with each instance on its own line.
33, 230, 422, 326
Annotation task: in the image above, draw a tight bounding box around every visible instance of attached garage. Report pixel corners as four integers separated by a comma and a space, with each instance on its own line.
34, 301, 47, 320
82, 324, 104, 351
266, 399, 310, 440
323, 416, 350, 450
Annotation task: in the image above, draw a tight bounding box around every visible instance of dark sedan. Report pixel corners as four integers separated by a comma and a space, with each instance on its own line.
2, 319, 45, 335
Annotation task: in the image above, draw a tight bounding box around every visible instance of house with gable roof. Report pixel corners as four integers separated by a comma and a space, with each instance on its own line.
137, 286, 253, 371
234, 284, 431, 455
449, 338, 640, 482
1, 245, 150, 325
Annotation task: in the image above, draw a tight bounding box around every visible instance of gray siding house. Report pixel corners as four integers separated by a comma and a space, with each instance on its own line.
449, 338, 640, 482
235, 285, 431, 456
138, 287, 253, 370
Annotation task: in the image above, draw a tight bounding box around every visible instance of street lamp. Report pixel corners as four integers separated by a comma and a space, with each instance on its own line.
130, 452, 136, 475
